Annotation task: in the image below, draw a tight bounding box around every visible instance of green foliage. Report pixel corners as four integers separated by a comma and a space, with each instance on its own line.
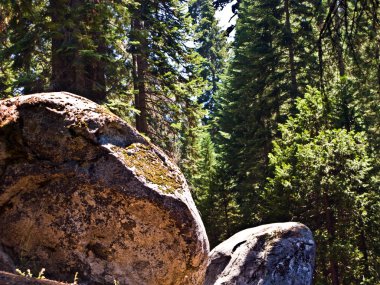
267, 87, 380, 284
0, 0, 206, 175
211, 0, 320, 231
189, 0, 228, 117
1, 0, 380, 283
104, 92, 137, 124
127, 0, 207, 158
208, 3, 380, 284
0, 0, 135, 101
0, 0, 51, 97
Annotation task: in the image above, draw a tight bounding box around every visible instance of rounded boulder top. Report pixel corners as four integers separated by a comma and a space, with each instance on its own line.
205, 222, 315, 285
0, 92, 209, 285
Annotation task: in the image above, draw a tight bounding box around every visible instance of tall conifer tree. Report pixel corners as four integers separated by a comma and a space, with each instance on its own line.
267, 87, 380, 284
214, 0, 319, 229
128, 0, 206, 156
0, 0, 134, 102
189, 0, 227, 116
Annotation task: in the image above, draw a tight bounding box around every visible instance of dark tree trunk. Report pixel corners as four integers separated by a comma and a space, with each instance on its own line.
373, 0, 380, 94
335, 0, 346, 77
50, 0, 77, 95
49, 0, 107, 103
377, 46, 380, 94
284, 0, 298, 111
132, 53, 140, 126
131, 7, 149, 134
136, 51, 148, 134
336, 35, 346, 77
323, 192, 340, 285
86, 31, 107, 103
357, 218, 370, 278
317, 38, 324, 91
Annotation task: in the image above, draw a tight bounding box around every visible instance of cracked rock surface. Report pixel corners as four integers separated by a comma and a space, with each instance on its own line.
204, 222, 315, 285
0, 92, 209, 285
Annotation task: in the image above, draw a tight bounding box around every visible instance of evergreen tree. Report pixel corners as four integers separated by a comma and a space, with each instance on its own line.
128, 0, 206, 156
0, 0, 51, 96
49, 0, 111, 102
267, 87, 380, 284
0, 0, 134, 103
0, 1, 15, 98
0, 0, 206, 163
214, 0, 319, 229
189, 0, 227, 117
1, 1, 380, 282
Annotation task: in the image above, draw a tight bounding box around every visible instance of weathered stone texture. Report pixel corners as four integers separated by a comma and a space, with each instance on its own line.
204, 222, 315, 285
0, 92, 209, 285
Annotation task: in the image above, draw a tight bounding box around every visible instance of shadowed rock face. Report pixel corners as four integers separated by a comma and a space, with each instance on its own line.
204, 222, 315, 285
0, 92, 209, 285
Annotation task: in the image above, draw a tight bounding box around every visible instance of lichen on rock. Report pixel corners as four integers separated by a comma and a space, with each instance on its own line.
114, 143, 183, 194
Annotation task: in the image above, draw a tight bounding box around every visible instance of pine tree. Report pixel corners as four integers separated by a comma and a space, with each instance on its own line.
49, 0, 108, 102
1, 0, 206, 165
267, 87, 380, 284
189, 0, 227, 117
0, 0, 135, 102
128, 0, 206, 157
0, 1, 16, 98
214, 0, 319, 228
0, 0, 51, 96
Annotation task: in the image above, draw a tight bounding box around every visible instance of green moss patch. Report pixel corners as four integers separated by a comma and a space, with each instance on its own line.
116, 143, 182, 194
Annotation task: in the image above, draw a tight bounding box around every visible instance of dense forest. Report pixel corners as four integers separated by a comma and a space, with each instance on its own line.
0, 0, 379, 284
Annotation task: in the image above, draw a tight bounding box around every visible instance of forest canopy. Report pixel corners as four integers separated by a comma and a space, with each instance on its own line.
1, 0, 379, 284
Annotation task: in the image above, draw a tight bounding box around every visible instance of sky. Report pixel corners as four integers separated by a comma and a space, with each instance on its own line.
215, 2, 235, 28
215, 2, 237, 39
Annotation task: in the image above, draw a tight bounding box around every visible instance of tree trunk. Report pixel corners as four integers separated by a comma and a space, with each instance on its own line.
373, 0, 380, 94
132, 52, 140, 127
49, 0, 106, 103
136, 51, 148, 134
284, 0, 298, 111
131, 6, 149, 134
85, 30, 107, 102
335, 1, 346, 77
317, 38, 324, 91
358, 219, 370, 278
336, 38, 346, 77
50, 0, 76, 94
323, 192, 340, 285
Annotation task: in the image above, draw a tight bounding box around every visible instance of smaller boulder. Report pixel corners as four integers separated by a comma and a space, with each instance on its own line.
204, 222, 315, 285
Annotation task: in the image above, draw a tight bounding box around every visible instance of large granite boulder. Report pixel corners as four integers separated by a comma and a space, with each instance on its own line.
204, 222, 315, 285
0, 92, 209, 285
